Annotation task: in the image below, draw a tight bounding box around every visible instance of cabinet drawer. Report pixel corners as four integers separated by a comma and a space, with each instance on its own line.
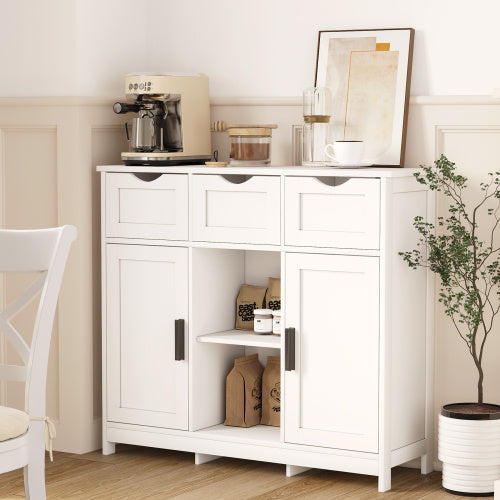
105, 173, 188, 240
285, 177, 380, 249
192, 175, 281, 244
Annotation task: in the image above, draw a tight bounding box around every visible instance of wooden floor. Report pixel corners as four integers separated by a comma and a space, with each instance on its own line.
0, 445, 484, 499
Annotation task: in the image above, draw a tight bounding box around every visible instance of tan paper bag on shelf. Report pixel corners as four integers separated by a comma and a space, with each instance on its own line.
225, 354, 264, 427
265, 277, 281, 311
261, 356, 281, 426
235, 284, 267, 331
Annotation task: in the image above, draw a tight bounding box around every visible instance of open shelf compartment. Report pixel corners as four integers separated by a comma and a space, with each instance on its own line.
190, 247, 282, 433
197, 329, 281, 348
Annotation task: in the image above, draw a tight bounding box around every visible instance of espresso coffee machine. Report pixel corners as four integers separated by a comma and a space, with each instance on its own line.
114, 73, 211, 165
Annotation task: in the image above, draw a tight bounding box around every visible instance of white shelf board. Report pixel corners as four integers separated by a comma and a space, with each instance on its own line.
197, 329, 281, 348
195, 424, 280, 446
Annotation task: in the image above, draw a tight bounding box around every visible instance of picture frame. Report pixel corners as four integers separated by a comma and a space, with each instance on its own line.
315, 28, 414, 167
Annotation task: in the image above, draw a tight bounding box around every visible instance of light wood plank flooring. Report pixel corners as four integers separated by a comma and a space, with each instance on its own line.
0, 445, 483, 499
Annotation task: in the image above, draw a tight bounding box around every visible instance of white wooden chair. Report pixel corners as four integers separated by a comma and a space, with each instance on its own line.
0, 226, 76, 500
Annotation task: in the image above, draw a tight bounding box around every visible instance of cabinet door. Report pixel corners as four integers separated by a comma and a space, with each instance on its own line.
106, 244, 188, 429
284, 253, 379, 452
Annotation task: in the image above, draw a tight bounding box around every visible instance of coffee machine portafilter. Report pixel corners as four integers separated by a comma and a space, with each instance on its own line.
114, 98, 181, 153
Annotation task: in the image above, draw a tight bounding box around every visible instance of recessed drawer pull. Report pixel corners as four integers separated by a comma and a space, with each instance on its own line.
132, 172, 163, 182
314, 176, 351, 187
221, 174, 253, 184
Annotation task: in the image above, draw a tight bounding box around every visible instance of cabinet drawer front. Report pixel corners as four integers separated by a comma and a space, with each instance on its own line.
285, 177, 380, 249
192, 175, 281, 244
105, 173, 188, 240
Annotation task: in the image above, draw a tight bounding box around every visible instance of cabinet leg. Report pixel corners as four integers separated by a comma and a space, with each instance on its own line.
421, 453, 433, 474
102, 441, 116, 456
286, 464, 310, 477
195, 453, 220, 465
378, 468, 391, 492
494, 479, 500, 499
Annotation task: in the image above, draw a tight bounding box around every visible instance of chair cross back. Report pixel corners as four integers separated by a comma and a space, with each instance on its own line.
0, 273, 45, 382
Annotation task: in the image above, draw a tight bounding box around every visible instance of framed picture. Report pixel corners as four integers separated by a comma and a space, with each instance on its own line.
315, 28, 414, 167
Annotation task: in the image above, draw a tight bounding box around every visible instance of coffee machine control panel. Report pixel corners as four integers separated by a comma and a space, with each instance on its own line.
124, 73, 203, 98
128, 81, 152, 92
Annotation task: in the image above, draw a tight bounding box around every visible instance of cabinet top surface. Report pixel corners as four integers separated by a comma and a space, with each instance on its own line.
97, 164, 421, 178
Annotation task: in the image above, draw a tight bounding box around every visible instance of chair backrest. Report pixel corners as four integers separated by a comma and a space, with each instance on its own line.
0, 226, 77, 417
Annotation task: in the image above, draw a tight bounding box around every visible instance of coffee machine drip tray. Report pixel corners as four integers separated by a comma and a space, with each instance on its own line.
121, 153, 211, 166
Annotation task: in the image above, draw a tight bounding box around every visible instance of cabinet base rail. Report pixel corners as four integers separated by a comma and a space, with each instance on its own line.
105, 426, 431, 492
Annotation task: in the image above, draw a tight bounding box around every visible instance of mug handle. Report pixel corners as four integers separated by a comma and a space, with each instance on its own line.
325, 143, 336, 160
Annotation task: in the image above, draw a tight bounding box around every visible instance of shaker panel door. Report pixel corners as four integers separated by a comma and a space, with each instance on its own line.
284, 253, 379, 452
106, 244, 188, 429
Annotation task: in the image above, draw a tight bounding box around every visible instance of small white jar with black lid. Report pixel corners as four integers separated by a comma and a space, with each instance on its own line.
253, 309, 273, 334
272, 310, 281, 335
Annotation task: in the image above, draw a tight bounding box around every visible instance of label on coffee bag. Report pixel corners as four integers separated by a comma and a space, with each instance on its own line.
238, 302, 257, 323
235, 285, 266, 331
261, 356, 281, 427
265, 277, 281, 311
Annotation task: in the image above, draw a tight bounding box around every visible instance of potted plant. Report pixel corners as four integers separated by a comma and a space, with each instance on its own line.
400, 155, 500, 497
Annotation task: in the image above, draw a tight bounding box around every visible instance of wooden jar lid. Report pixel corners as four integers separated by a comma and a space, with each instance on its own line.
205, 161, 228, 168
228, 127, 274, 137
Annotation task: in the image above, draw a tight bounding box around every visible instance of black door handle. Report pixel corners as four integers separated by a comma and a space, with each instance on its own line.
285, 327, 295, 371
175, 319, 185, 361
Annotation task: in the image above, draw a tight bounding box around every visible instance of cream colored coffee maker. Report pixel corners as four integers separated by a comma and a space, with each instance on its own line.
114, 73, 211, 165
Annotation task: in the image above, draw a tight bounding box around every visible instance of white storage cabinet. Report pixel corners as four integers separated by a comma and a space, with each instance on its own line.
99, 166, 434, 492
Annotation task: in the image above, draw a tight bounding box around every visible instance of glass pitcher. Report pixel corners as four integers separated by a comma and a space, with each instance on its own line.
301, 87, 332, 166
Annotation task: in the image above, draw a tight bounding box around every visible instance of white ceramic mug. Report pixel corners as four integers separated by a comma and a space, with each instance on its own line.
325, 140, 365, 165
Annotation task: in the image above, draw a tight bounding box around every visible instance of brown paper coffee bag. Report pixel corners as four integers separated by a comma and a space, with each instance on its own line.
265, 277, 281, 311
261, 356, 281, 426
236, 284, 266, 330
225, 354, 264, 427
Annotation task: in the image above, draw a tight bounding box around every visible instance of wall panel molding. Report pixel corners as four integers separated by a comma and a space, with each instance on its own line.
0, 125, 60, 418
0, 104, 126, 453
0, 95, 498, 109
435, 125, 500, 158
210, 95, 500, 107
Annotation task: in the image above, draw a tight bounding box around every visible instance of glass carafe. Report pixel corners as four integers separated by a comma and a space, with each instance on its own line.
301, 87, 332, 166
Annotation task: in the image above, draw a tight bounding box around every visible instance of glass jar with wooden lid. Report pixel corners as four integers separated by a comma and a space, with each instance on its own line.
228, 126, 277, 166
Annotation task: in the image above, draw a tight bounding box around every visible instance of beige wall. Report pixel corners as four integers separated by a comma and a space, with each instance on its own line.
2, 0, 500, 97
0, 96, 499, 465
